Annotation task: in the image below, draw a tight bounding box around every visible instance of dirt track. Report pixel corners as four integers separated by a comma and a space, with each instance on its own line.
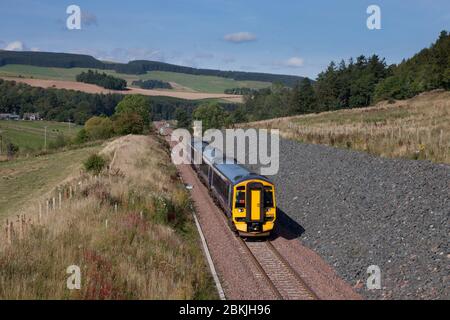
1, 77, 243, 103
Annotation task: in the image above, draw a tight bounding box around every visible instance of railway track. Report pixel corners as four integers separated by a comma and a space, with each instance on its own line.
240, 238, 319, 300
156, 122, 319, 300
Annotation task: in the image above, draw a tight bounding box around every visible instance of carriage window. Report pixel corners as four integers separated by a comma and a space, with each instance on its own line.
264, 188, 274, 208
213, 173, 229, 200
235, 191, 245, 208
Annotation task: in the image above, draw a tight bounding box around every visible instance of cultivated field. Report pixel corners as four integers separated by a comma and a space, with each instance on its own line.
0, 64, 270, 94
1, 76, 243, 103
0, 120, 82, 152
242, 90, 450, 164
0, 134, 217, 299
139, 70, 271, 93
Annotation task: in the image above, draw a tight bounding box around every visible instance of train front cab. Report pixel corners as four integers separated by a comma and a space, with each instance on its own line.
232, 179, 276, 237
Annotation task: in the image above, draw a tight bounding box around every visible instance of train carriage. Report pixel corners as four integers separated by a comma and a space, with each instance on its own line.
189, 138, 276, 237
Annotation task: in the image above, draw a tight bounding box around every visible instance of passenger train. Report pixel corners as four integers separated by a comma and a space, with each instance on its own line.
189, 138, 276, 237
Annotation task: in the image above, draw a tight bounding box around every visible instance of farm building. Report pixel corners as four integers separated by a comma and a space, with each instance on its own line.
0, 113, 20, 120
23, 113, 41, 121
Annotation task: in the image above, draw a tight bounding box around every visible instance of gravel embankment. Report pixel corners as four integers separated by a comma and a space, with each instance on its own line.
247, 138, 449, 299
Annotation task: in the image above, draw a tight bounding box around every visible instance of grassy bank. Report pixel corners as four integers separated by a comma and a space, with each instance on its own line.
0, 134, 217, 299
242, 90, 450, 164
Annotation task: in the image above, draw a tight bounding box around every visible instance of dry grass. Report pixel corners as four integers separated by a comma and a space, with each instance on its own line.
242, 90, 450, 163
0, 135, 217, 299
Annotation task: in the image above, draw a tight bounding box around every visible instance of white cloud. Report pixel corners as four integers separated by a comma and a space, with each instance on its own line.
284, 57, 304, 68
4, 41, 27, 51
224, 32, 256, 43
3, 41, 39, 52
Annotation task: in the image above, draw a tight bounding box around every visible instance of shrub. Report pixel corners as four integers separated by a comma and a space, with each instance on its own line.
74, 128, 89, 144
112, 112, 144, 135
6, 142, 19, 158
85, 116, 114, 140
115, 95, 151, 125
83, 154, 106, 175
49, 134, 67, 149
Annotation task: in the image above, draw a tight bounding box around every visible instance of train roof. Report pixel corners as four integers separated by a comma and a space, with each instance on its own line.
191, 138, 272, 185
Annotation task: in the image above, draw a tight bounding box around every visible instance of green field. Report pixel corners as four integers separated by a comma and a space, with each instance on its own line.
138, 70, 271, 93
0, 144, 101, 219
0, 120, 82, 152
0, 64, 271, 93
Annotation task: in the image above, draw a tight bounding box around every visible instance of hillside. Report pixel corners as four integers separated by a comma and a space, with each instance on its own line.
0, 120, 82, 153
0, 64, 270, 94
236, 31, 449, 123
0, 50, 306, 87
241, 90, 450, 164
0, 142, 101, 218
0, 134, 217, 299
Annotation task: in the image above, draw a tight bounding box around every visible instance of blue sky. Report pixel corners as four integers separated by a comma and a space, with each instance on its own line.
0, 0, 449, 79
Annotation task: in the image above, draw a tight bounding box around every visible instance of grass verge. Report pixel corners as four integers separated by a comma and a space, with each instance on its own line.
0, 134, 217, 299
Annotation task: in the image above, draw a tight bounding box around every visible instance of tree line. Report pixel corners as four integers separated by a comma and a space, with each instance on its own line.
76, 70, 127, 90
132, 79, 172, 90
238, 31, 449, 122
0, 79, 237, 125
224, 87, 259, 95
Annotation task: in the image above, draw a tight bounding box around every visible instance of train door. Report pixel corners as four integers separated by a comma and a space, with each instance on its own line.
246, 182, 265, 229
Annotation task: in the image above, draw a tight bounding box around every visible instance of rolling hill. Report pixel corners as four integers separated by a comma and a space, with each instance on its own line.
0, 64, 270, 95
0, 50, 307, 89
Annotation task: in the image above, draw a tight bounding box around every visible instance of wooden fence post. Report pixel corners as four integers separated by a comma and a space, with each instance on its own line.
59, 192, 62, 209
6, 219, 11, 245
38, 202, 42, 224
17, 215, 23, 240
